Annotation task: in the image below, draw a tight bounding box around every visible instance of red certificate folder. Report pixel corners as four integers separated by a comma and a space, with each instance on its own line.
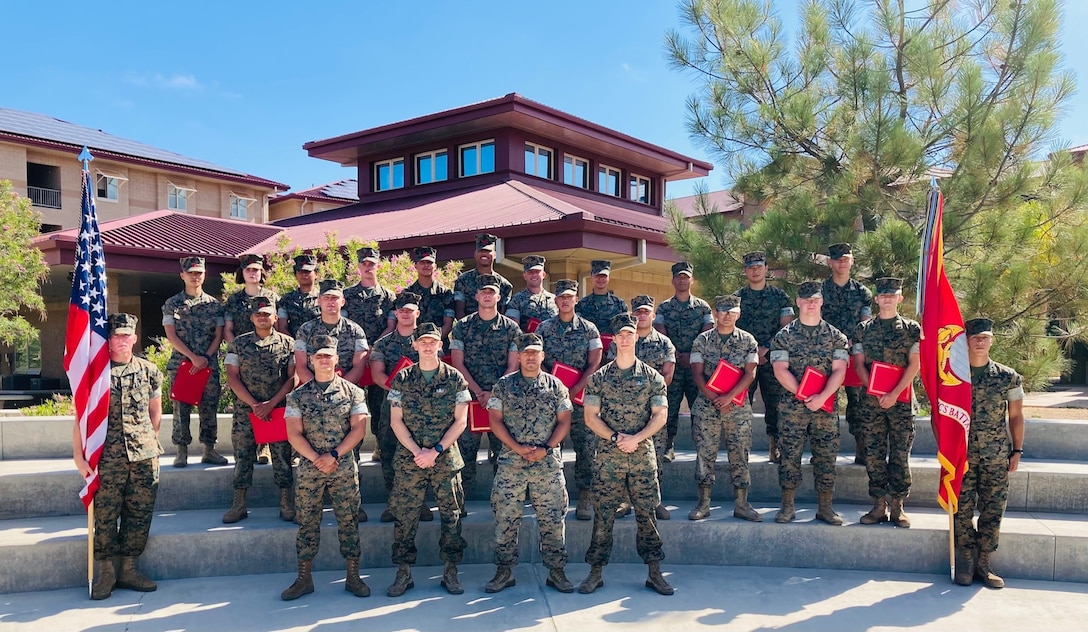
867, 361, 912, 403
796, 367, 834, 413
170, 360, 211, 405
551, 361, 585, 406
600, 333, 614, 352
843, 355, 863, 388
384, 357, 415, 389
526, 318, 541, 333
249, 407, 288, 444
357, 363, 374, 387
706, 359, 747, 406
468, 401, 491, 433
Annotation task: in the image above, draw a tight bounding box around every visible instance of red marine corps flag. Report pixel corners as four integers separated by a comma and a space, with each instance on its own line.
917, 181, 972, 576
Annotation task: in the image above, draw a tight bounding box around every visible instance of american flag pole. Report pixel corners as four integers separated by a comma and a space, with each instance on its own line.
64, 146, 110, 596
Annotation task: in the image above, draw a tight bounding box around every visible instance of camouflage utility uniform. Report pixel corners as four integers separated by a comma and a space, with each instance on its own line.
487, 371, 572, 570
734, 284, 794, 439
655, 295, 713, 444
343, 282, 396, 437
853, 314, 920, 500
225, 329, 295, 491
293, 317, 369, 376
95, 357, 163, 560
162, 291, 223, 447
575, 291, 628, 334
449, 312, 520, 487
689, 327, 759, 490
369, 330, 419, 491
455, 269, 513, 315
278, 287, 321, 338
822, 277, 873, 454
769, 320, 849, 493
388, 363, 472, 566
955, 361, 1024, 553
223, 288, 281, 339
506, 288, 558, 332
285, 377, 368, 561
583, 359, 668, 566
537, 314, 603, 492
406, 279, 455, 331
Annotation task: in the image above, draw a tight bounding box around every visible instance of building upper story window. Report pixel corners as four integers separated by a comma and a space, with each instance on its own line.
524, 142, 553, 179
460, 140, 495, 177
95, 172, 127, 202
230, 193, 255, 219
374, 158, 405, 192
415, 150, 448, 185
167, 183, 195, 211
563, 155, 590, 189
630, 174, 652, 205
598, 165, 621, 197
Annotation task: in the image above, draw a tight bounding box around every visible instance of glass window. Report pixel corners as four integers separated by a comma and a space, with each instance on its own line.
229, 194, 251, 219
460, 140, 495, 177
11, 332, 41, 374
563, 155, 589, 189
524, 142, 553, 178
630, 174, 652, 204
415, 150, 448, 184
167, 183, 192, 211
597, 165, 621, 197
96, 174, 120, 201
374, 158, 405, 191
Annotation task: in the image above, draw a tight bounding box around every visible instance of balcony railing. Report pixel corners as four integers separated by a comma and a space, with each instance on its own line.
27, 186, 61, 209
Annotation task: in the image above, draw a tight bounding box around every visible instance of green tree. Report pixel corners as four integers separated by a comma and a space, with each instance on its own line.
0, 181, 49, 346
665, 0, 1088, 387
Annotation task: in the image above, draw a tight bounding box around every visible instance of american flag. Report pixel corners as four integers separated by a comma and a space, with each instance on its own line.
64, 156, 110, 510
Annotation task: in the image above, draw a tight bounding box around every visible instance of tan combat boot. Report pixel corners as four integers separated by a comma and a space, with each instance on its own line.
733, 487, 761, 522
889, 497, 911, 528
815, 491, 844, 526
173, 444, 188, 468
222, 489, 248, 523
688, 485, 712, 521
775, 489, 796, 523
441, 560, 463, 594
90, 559, 116, 600
546, 567, 574, 593
576, 489, 593, 520
387, 563, 414, 597
116, 556, 157, 592
859, 497, 889, 525
645, 560, 675, 595
975, 551, 1005, 588
202, 443, 227, 465
767, 436, 780, 464
257, 443, 271, 465
345, 558, 371, 597
281, 559, 314, 600
485, 565, 516, 593
578, 565, 604, 594
381, 505, 395, 522
279, 487, 296, 522
953, 547, 975, 586
655, 504, 671, 520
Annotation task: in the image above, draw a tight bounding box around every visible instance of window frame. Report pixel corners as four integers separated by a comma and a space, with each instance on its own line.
459, 139, 496, 178
563, 154, 590, 189
229, 192, 256, 219
167, 182, 196, 211
414, 149, 449, 185
95, 171, 127, 202
373, 157, 405, 192
629, 173, 652, 205
524, 142, 554, 179
597, 164, 622, 197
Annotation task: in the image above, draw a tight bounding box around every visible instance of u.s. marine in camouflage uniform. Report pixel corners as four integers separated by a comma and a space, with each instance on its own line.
688, 295, 761, 522
575, 259, 628, 334
405, 246, 456, 341
770, 281, 849, 525
223, 296, 297, 524
852, 278, 920, 529
734, 251, 795, 463
505, 255, 557, 331
449, 274, 520, 492
162, 256, 226, 467
580, 313, 673, 596
454, 233, 513, 317
292, 279, 370, 385
536, 279, 603, 519
953, 317, 1025, 589
76, 313, 163, 600
276, 254, 321, 338
484, 332, 574, 594
820, 243, 873, 464
654, 261, 714, 462
607, 294, 676, 520
223, 254, 281, 342
386, 323, 472, 597
281, 334, 371, 601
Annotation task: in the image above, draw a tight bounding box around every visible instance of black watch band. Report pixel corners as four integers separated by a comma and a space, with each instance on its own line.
610, 431, 619, 443
330, 448, 339, 459
1011, 448, 1024, 455
434, 443, 444, 454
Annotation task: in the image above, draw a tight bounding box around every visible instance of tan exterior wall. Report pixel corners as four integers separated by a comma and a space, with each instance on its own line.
268, 198, 351, 221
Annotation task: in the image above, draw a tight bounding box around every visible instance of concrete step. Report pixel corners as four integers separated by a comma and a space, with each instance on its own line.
1, 501, 1084, 594
4, 450, 1087, 520
4, 413, 1087, 461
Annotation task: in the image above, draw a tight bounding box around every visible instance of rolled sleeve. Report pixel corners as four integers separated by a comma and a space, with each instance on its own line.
832, 348, 850, 361
1007, 386, 1025, 401
650, 395, 668, 408
387, 389, 402, 407
505, 308, 521, 322
448, 339, 465, 351
453, 290, 465, 302
744, 352, 758, 365
455, 389, 473, 404
485, 396, 502, 411
557, 398, 573, 413
689, 352, 704, 365
780, 307, 795, 317
224, 353, 241, 367
588, 338, 603, 351
851, 342, 864, 356
284, 405, 301, 418
769, 350, 789, 363
293, 338, 307, 352
582, 394, 601, 407
162, 314, 175, 326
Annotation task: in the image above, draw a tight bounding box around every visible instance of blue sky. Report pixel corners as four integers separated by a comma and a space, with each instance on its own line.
5, 1, 1088, 199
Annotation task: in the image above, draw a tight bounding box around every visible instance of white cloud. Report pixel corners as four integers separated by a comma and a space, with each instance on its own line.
123, 72, 204, 92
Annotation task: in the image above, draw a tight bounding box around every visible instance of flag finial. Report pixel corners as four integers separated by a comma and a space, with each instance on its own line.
78, 146, 94, 167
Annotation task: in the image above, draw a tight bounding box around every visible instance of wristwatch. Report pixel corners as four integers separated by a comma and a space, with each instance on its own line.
610, 431, 619, 444
330, 448, 339, 459
1011, 448, 1024, 456
434, 443, 444, 454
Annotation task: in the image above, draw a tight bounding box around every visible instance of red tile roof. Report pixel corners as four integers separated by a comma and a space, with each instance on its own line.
669, 190, 744, 217
267, 179, 671, 253
271, 179, 358, 203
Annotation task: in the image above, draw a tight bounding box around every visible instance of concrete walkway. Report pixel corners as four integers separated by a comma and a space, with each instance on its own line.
1023, 385, 1088, 409
1, 564, 1086, 631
